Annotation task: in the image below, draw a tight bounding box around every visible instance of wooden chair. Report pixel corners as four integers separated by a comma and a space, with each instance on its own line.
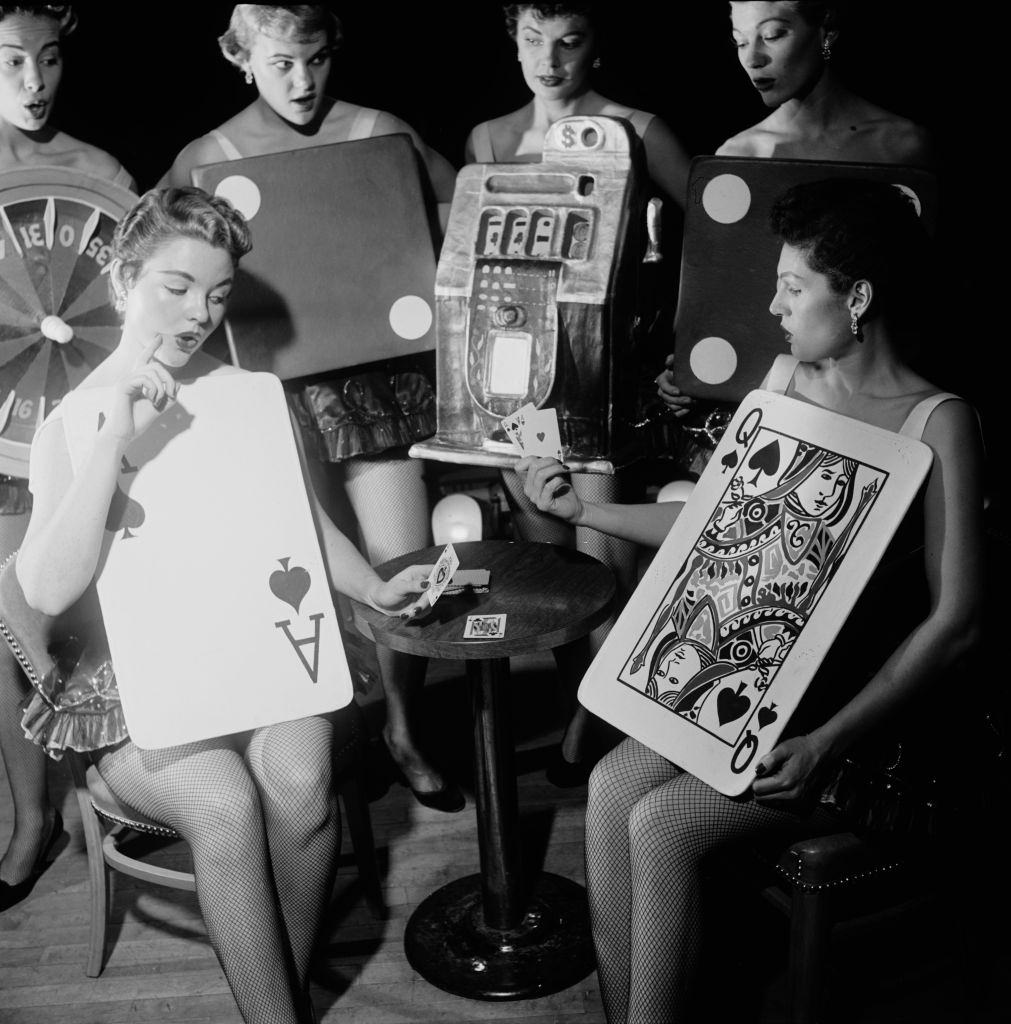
0, 553, 385, 977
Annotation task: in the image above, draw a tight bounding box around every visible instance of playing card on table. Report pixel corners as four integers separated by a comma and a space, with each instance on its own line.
500, 403, 537, 453
425, 543, 460, 606
464, 614, 507, 639
523, 407, 564, 461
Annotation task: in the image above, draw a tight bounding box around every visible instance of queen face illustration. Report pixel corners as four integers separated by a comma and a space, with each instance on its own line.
653, 641, 704, 689
792, 460, 851, 519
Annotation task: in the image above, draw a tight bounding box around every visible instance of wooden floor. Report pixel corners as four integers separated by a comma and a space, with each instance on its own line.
1, 651, 1007, 1023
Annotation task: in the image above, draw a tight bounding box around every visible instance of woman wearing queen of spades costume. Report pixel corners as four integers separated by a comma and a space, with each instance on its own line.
518, 179, 983, 1023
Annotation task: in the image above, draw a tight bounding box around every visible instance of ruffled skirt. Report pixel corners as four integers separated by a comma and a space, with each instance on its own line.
20, 635, 127, 760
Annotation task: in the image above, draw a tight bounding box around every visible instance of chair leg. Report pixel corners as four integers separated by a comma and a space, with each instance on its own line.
788, 889, 832, 1024
338, 764, 385, 919
73, 784, 110, 977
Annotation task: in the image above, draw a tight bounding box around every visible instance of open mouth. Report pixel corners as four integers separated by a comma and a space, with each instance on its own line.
174, 334, 201, 352
752, 77, 776, 92
291, 95, 316, 110
537, 76, 565, 87
24, 101, 48, 120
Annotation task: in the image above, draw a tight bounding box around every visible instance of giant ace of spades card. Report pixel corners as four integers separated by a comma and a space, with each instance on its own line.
60, 372, 352, 749
578, 391, 933, 796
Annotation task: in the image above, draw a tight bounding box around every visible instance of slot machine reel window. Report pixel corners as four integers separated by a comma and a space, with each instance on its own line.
0, 169, 137, 477
475, 207, 594, 261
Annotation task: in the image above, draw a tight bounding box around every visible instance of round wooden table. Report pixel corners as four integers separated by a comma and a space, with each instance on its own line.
352, 540, 614, 1001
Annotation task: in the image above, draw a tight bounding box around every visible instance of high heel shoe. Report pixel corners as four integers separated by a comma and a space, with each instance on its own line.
0, 810, 65, 912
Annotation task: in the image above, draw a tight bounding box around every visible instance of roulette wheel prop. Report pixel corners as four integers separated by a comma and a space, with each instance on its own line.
0, 168, 136, 477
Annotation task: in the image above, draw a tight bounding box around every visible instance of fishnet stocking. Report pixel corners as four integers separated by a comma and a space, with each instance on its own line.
97, 716, 337, 1024
586, 738, 835, 1024
342, 453, 429, 564
0, 511, 54, 886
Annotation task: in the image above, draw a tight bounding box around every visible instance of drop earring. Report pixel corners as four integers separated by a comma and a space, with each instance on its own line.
592, 56, 601, 69
850, 311, 862, 340
821, 39, 832, 62
113, 292, 126, 315
244, 68, 253, 85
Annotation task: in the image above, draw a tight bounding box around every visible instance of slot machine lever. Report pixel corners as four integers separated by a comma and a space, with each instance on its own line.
643, 197, 663, 264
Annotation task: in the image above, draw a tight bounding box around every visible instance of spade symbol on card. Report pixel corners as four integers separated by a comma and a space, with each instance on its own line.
721, 450, 739, 474
747, 439, 781, 486
757, 703, 778, 730
716, 683, 751, 725
105, 485, 144, 539
269, 557, 311, 614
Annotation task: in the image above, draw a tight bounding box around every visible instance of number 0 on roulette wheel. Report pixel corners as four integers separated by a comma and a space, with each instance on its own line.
0, 168, 136, 477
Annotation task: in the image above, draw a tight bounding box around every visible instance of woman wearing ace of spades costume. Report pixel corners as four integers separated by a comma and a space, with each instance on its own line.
517, 179, 984, 1022
162, 4, 463, 812
0, 3, 135, 912
15, 187, 434, 1024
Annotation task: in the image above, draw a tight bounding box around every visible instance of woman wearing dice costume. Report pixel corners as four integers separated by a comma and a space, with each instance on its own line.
163, 5, 464, 811
0, 2, 135, 912
518, 179, 983, 1022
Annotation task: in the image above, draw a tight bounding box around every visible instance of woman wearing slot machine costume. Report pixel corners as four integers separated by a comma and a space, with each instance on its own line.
16, 186, 433, 1024
0, 3, 134, 912
466, 2, 693, 784
163, 5, 464, 811
518, 179, 983, 1022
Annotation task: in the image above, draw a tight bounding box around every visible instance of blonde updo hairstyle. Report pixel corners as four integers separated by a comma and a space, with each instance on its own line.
218, 4, 342, 69
111, 187, 252, 311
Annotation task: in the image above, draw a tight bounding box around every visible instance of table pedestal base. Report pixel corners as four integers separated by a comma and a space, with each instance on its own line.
404, 871, 595, 1000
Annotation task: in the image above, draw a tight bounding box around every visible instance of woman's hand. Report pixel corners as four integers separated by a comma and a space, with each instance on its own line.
752, 734, 832, 805
656, 354, 693, 416
515, 455, 583, 523
100, 338, 178, 446
367, 564, 435, 620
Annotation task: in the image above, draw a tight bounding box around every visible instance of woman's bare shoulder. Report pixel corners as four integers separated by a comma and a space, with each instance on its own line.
715, 118, 777, 159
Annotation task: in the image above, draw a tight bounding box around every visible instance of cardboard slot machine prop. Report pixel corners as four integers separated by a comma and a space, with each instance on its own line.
190, 134, 437, 379
671, 157, 937, 404
411, 115, 658, 474
0, 169, 137, 478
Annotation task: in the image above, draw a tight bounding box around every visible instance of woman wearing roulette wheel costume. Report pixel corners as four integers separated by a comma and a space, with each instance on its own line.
0, 3, 136, 910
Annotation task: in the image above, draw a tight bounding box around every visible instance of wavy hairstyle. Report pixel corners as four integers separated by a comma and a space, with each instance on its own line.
218, 4, 342, 67
112, 187, 252, 292
770, 178, 929, 329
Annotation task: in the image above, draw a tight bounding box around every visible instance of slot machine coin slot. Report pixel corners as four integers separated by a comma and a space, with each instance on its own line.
493, 305, 526, 328
577, 176, 595, 197
581, 127, 600, 148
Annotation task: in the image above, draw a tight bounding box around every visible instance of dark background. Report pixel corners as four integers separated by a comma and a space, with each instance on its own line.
49, 1, 1000, 503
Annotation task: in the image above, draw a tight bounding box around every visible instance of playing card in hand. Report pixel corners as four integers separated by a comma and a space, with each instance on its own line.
425, 543, 460, 607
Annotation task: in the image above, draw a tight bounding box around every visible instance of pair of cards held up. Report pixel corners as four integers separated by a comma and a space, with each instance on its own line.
501, 403, 564, 461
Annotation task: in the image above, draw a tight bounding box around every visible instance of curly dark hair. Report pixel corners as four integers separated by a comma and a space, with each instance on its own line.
769, 178, 929, 328
503, 3, 597, 38
0, 4, 75, 34
113, 187, 253, 289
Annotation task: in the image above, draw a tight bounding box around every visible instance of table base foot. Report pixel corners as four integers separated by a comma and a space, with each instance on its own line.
404, 872, 595, 1000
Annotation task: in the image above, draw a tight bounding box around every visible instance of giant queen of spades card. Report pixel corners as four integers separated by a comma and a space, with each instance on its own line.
578, 389, 934, 796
